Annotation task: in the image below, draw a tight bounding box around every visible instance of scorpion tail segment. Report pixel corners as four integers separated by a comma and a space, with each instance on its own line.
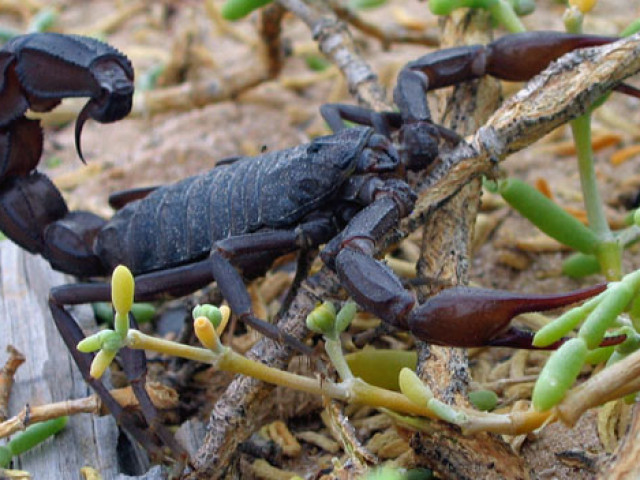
42, 210, 107, 277
0, 117, 43, 181
0, 172, 68, 254
0, 54, 30, 127
334, 248, 415, 330
0, 172, 106, 276
407, 284, 607, 348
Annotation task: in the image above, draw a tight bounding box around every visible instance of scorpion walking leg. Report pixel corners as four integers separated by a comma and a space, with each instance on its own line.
119, 318, 188, 460
210, 220, 335, 354
108, 185, 159, 210
320, 103, 395, 136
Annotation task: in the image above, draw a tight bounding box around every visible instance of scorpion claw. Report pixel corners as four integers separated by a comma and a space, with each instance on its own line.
74, 100, 94, 163
488, 327, 627, 350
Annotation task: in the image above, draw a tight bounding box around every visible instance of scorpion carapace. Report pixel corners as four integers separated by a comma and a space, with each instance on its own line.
1, 31, 634, 461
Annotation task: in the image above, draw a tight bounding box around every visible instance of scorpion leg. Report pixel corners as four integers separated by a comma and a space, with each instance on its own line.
209, 219, 335, 353
401, 32, 640, 102
320, 103, 396, 136
48, 290, 181, 462
119, 314, 189, 460
108, 186, 159, 210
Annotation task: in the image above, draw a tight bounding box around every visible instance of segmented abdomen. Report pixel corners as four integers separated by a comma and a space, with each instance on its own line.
95, 143, 322, 273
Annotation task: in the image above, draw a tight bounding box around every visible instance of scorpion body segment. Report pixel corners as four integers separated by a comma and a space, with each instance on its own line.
95, 127, 387, 275
2, 31, 636, 461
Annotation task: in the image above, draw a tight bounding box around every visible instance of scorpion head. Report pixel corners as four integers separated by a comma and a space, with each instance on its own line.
74, 56, 134, 162
356, 132, 401, 174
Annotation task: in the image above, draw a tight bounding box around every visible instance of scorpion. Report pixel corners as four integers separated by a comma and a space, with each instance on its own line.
0, 31, 636, 460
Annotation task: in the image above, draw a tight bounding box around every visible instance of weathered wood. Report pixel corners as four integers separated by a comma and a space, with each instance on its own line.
0, 241, 121, 478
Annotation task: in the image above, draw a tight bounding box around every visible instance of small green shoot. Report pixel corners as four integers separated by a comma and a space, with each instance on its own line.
532, 269, 640, 411
27, 8, 58, 33
0, 416, 68, 467
348, 0, 389, 9
398, 367, 469, 425
468, 390, 499, 411
428, 0, 526, 33
221, 0, 273, 21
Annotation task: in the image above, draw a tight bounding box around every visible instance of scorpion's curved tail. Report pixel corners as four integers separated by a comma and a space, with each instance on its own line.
0, 33, 134, 276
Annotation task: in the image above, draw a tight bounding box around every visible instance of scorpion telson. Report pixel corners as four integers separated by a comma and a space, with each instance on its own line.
0, 31, 636, 459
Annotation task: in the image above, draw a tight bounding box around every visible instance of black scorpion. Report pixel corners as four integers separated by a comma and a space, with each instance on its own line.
0, 31, 637, 459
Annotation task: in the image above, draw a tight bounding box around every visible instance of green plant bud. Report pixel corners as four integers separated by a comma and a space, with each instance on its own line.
192, 304, 223, 327
77, 333, 104, 353
468, 389, 499, 411
305, 301, 336, 335
346, 349, 417, 390
508, 0, 535, 15
27, 8, 58, 33
634, 209, 640, 227
304, 54, 330, 72
6, 417, 68, 463
532, 338, 587, 411
90, 349, 117, 379
221, 0, 273, 20
562, 253, 601, 278
498, 178, 598, 254
0, 28, 19, 42
621, 18, 640, 37
398, 367, 433, 406
335, 302, 357, 334
137, 64, 165, 92
348, 0, 388, 9
111, 265, 135, 316
428, 0, 497, 15
0, 446, 10, 468
629, 294, 640, 331
579, 282, 634, 349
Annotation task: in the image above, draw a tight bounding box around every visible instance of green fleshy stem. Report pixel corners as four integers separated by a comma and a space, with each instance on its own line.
562, 253, 601, 278
0, 416, 68, 467
532, 289, 604, 347
532, 338, 587, 411
579, 281, 635, 350
221, 0, 273, 20
497, 178, 598, 255
348, 0, 388, 9
428, 0, 525, 32
27, 8, 58, 33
